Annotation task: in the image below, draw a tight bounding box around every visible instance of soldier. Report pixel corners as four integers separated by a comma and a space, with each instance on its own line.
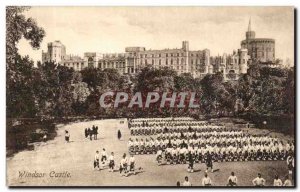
101, 148, 107, 165
129, 154, 136, 175
119, 153, 128, 177
94, 150, 100, 170
205, 152, 214, 173
252, 173, 266, 186
182, 176, 192, 186
227, 172, 238, 186
202, 173, 212, 186
108, 152, 115, 172
273, 175, 283, 186
187, 152, 194, 173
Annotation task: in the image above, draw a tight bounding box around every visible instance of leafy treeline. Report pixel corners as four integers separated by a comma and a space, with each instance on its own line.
6, 7, 295, 120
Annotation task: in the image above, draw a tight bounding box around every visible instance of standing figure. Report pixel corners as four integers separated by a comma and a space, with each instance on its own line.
84, 128, 88, 138
94, 150, 100, 170
129, 154, 136, 175
43, 134, 47, 143
92, 125, 96, 139
187, 152, 194, 173
205, 152, 214, 173
101, 148, 107, 165
118, 129, 122, 140
65, 130, 70, 143
287, 154, 294, 178
95, 126, 99, 140
108, 152, 115, 172
88, 127, 93, 141
120, 153, 128, 176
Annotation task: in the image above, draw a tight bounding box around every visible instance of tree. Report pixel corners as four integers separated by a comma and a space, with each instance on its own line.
6, 6, 45, 118
6, 6, 45, 74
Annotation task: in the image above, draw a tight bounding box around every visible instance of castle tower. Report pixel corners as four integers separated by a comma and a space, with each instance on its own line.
246, 18, 255, 40
238, 49, 248, 74
182, 41, 189, 51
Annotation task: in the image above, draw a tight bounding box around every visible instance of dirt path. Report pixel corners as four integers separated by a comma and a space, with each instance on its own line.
7, 119, 291, 186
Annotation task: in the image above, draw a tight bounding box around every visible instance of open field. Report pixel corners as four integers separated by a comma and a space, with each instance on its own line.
7, 119, 293, 187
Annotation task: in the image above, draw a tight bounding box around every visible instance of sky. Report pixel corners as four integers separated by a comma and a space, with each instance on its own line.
18, 6, 294, 65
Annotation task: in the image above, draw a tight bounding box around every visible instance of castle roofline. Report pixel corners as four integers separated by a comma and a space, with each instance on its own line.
241, 38, 275, 43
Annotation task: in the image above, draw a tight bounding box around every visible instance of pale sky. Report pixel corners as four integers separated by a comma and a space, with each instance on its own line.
18, 6, 294, 65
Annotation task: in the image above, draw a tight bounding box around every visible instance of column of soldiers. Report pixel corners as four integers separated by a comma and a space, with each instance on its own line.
127, 118, 294, 165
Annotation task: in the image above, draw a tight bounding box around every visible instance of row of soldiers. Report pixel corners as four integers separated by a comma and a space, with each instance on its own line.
128, 136, 294, 162
155, 145, 293, 164
130, 124, 225, 136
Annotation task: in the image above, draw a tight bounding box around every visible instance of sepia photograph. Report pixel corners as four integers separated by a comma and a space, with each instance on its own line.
6, 6, 295, 187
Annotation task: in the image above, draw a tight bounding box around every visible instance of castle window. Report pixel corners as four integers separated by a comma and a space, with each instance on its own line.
159, 59, 161, 65
166, 53, 168, 57
166, 59, 168, 65
152, 59, 154, 65
171, 59, 173, 65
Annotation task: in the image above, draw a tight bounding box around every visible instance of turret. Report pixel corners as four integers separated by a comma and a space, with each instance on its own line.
238, 49, 248, 74
182, 41, 189, 51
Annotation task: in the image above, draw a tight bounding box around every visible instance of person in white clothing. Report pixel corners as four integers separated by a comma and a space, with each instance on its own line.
202, 173, 212, 186
283, 175, 292, 186
273, 175, 283, 186
94, 150, 100, 170
108, 152, 115, 172
252, 173, 266, 186
119, 153, 128, 176
129, 154, 136, 175
182, 176, 192, 186
101, 148, 107, 165
227, 172, 237, 186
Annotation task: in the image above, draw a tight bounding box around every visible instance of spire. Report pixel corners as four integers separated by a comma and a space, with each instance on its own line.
248, 17, 251, 32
